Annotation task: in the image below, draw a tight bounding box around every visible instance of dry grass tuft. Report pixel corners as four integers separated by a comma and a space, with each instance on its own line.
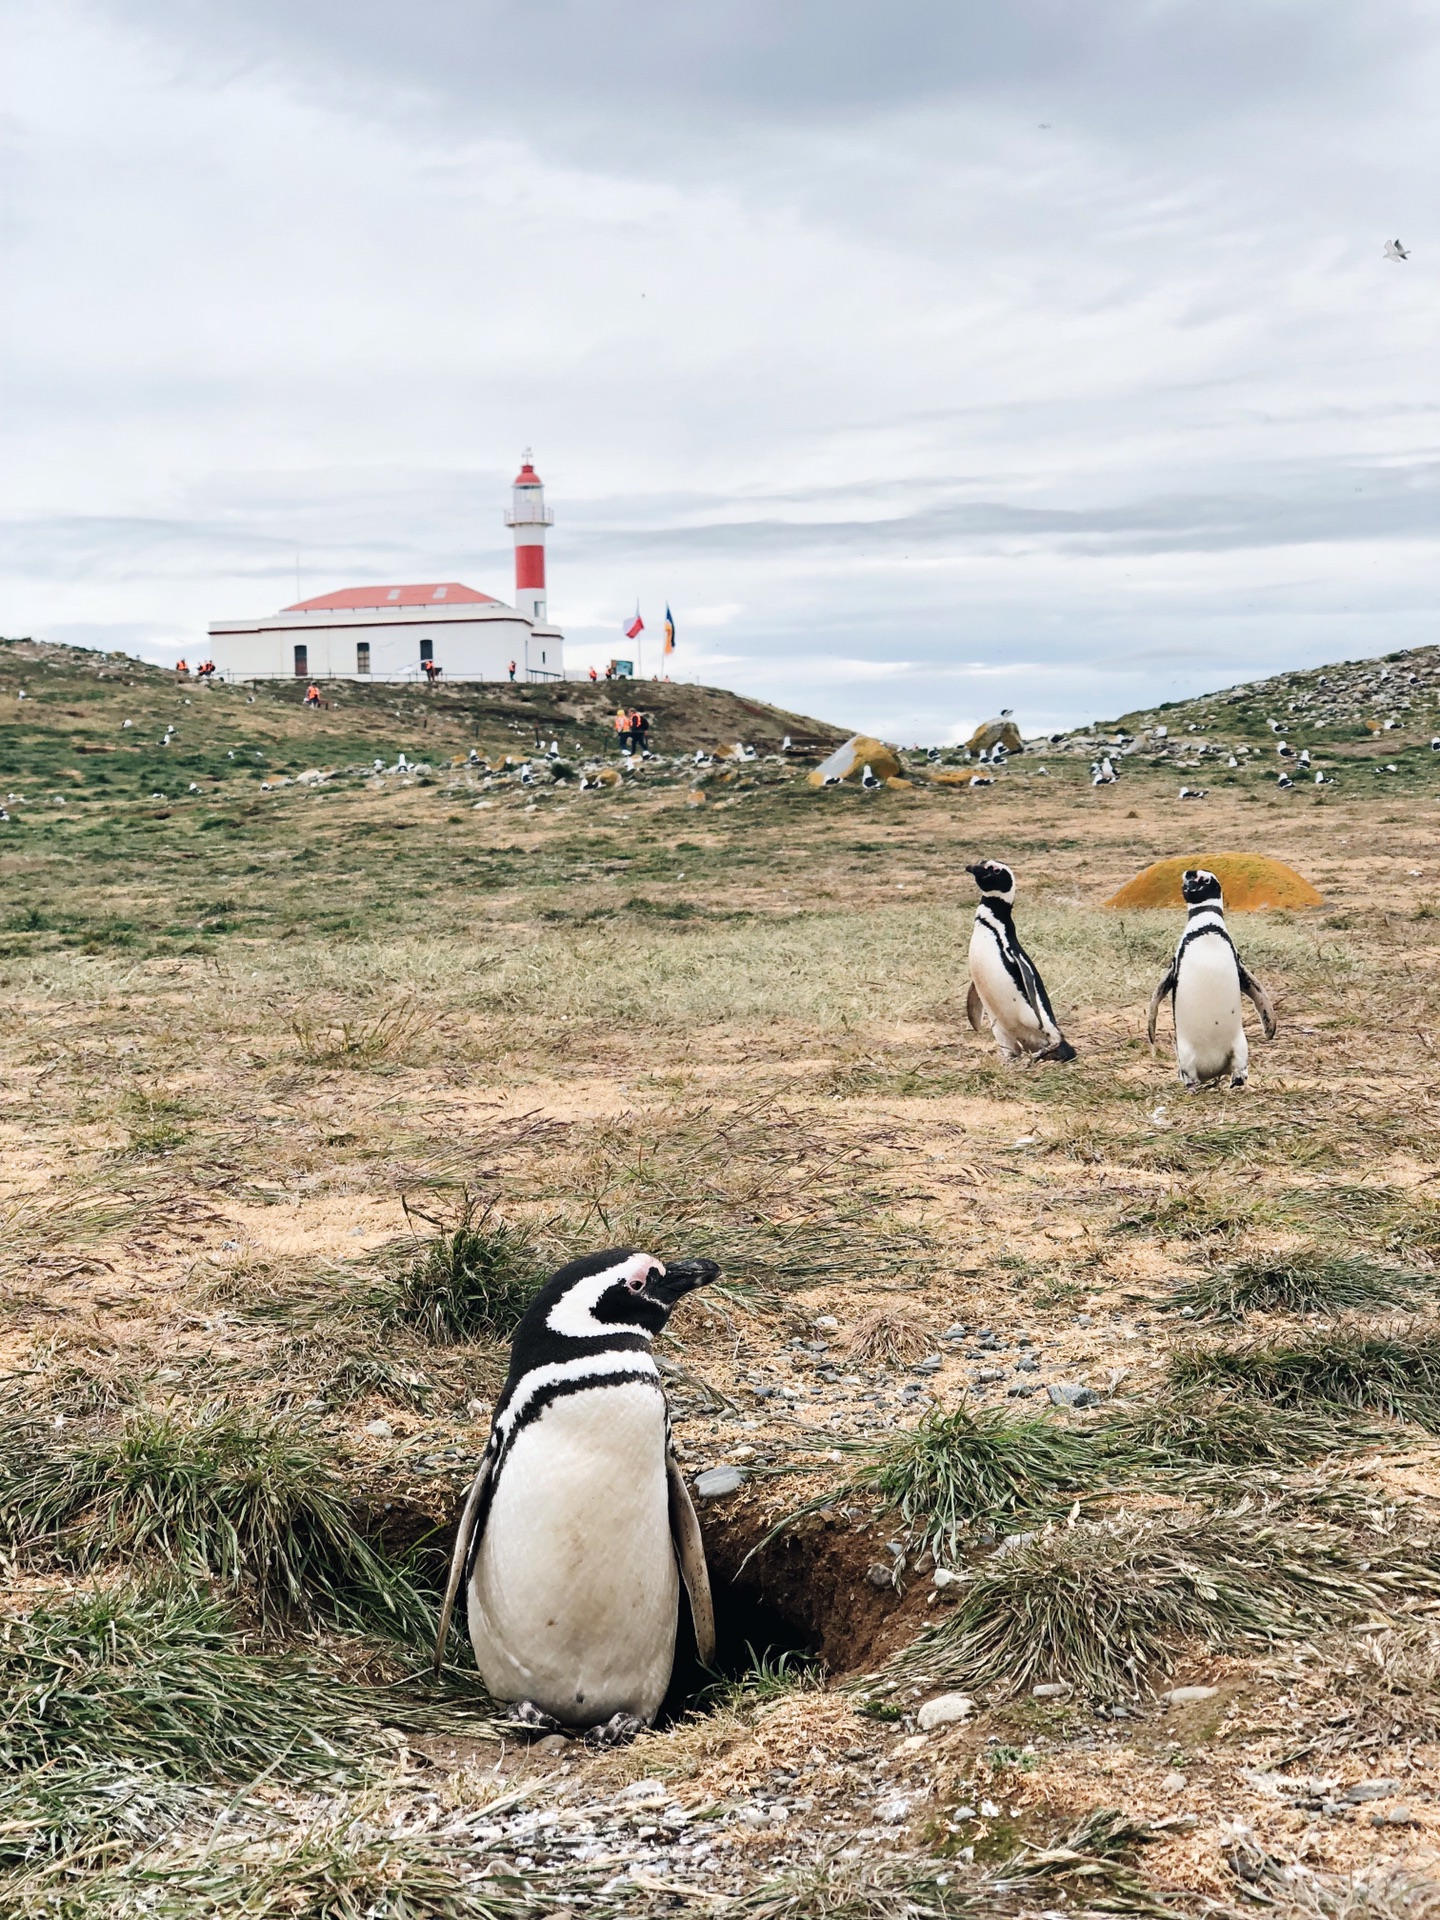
1169, 1322, 1440, 1429
1173, 1250, 1432, 1321
844, 1309, 934, 1367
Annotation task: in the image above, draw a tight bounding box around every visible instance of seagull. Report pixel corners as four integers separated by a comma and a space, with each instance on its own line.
1178, 787, 1208, 800
468, 748, 481, 764
548, 739, 559, 757
1228, 755, 1238, 767
991, 744, 1008, 766
1385, 239, 1410, 261
978, 747, 989, 764
122, 719, 132, 729
860, 764, 882, 790
1277, 773, 1294, 790
188, 783, 201, 794
1314, 770, 1328, 785
373, 759, 385, 772
780, 735, 792, 752
1268, 719, 1281, 732
579, 775, 590, 791
519, 763, 537, 785
1298, 749, 1311, 767
969, 773, 994, 788
1277, 741, 1295, 758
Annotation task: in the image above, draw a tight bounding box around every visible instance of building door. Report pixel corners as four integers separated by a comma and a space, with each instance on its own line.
293, 644, 308, 676
356, 642, 371, 674
419, 639, 434, 664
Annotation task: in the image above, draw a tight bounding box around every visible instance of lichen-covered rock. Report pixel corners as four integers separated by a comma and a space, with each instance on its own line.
966, 717, 1024, 754
807, 734, 902, 786
1105, 852, 1322, 911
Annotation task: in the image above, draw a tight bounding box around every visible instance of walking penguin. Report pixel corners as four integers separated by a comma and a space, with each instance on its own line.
965, 860, 1076, 1063
435, 1249, 718, 1743
1147, 867, 1277, 1088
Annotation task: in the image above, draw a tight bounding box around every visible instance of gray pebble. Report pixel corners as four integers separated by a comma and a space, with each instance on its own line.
695, 1466, 746, 1498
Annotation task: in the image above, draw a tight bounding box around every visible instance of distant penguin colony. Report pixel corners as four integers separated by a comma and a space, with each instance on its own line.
436, 1249, 718, 1744
964, 861, 1077, 1065
1147, 869, 1276, 1089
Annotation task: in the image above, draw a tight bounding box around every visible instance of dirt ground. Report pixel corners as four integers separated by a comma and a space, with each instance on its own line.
5, 641, 1440, 1914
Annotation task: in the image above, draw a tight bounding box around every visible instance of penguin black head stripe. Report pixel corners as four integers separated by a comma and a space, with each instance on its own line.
1181, 867, 1223, 907
966, 858, 1016, 903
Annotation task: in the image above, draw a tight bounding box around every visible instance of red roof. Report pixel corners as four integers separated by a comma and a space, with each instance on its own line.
513, 461, 543, 487
282, 583, 498, 612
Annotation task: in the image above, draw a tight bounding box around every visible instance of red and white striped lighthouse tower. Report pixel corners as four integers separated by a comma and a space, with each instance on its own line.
504, 451, 554, 625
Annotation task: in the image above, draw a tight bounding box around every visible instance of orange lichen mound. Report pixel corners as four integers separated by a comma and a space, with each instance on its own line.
1105, 852, 1323, 912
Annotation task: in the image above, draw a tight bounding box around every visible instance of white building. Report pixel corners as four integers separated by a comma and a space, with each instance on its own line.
207, 458, 564, 684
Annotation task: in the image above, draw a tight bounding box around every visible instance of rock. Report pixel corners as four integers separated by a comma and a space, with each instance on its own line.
979, 1799, 1001, 1819
931, 769, 974, 787
895, 1732, 930, 1753
685, 789, 706, 806
534, 1734, 570, 1756
594, 767, 622, 787
884, 776, 913, 791
865, 1563, 897, 1589
813, 1315, 839, 1331
1048, 1383, 1100, 1408
975, 1367, 1006, 1384
1032, 1682, 1071, 1698
363, 1419, 393, 1438
914, 1355, 943, 1373
694, 1466, 746, 1498
918, 1693, 973, 1730
932, 1567, 960, 1589
966, 717, 1024, 755
1344, 1779, 1402, 1803
1162, 1771, 1188, 1793
1164, 1685, 1219, 1705
807, 734, 902, 787
875, 1793, 913, 1824
1371, 1806, 1416, 1826
617, 1779, 668, 1802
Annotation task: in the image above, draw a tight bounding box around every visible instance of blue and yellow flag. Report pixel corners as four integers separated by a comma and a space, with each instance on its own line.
663, 606, 676, 655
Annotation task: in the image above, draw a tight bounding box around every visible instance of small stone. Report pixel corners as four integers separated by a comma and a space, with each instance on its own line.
363, 1419, 393, 1438
918, 1693, 974, 1730
813, 1315, 839, 1331
895, 1732, 930, 1753
1014, 1358, 1040, 1373
617, 1779, 668, 1802
694, 1466, 746, 1498
875, 1793, 913, 1824
1164, 1685, 1219, 1705
1371, 1806, 1416, 1826
1048, 1383, 1100, 1408
865, 1563, 896, 1589
1032, 1682, 1070, 1698
914, 1355, 943, 1373
975, 1367, 1005, 1384
979, 1799, 1001, 1819
1344, 1778, 1402, 1803
1162, 1771, 1188, 1793
534, 1734, 569, 1756
729, 1445, 757, 1462
932, 1567, 960, 1589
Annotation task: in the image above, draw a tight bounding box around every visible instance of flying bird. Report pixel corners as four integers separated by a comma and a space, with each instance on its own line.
1385, 239, 1410, 261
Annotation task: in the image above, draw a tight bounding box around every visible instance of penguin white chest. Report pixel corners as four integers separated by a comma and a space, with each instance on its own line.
468, 1379, 679, 1726
1174, 938, 1245, 1083
969, 924, 1045, 1050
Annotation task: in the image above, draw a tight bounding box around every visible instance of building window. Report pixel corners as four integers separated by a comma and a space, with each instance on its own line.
541, 650, 546, 663
419, 638, 434, 664
356, 642, 371, 674
293, 644, 308, 676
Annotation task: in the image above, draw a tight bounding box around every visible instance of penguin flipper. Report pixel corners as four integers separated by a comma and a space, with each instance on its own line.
666, 1452, 716, 1668
1238, 964, 1277, 1039
433, 1454, 492, 1676
1147, 966, 1177, 1043
966, 980, 985, 1032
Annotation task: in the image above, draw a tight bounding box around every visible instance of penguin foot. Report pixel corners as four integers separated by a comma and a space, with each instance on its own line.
505, 1701, 564, 1735
1036, 1039, 1077, 1063
1230, 1071, 1248, 1089
584, 1712, 646, 1748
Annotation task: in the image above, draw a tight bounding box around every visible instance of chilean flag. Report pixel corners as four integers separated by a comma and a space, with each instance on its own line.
624, 606, 644, 640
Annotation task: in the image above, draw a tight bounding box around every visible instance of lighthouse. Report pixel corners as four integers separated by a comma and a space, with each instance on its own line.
504, 451, 554, 625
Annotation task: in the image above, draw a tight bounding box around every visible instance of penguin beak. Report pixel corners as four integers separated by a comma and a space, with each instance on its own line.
647, 1257, 720, 1304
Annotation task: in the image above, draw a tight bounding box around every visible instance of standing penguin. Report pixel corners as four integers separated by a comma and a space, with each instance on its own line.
1147, 868, 1276, 1089
434, 1249, 718, 1743
965, 860, 1076, 1063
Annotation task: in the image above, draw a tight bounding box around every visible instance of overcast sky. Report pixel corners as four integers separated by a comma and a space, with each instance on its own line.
2, 1, 1436, 740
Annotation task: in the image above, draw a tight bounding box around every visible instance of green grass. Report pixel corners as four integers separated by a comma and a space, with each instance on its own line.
886, 1511, 1415, 1699
1173, 1251, 1433, 1320
0, 1586, 368, 1783
374, 1194, 542, 1344
1101, 1388, 1386, 1466
0, 1407, 432, 1639
1169, 1324, 1440, 1429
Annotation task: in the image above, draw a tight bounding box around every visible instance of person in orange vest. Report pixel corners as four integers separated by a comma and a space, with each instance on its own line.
588, 665, 598, 682
508, 659, 517, 681
175, 658, 188, 679
615, 706, 631, 752
304, 682, 321, 707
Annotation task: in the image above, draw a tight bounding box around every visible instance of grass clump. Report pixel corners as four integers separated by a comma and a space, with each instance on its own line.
0, 1586, 365, 1783
375, 1193, 540, 1344
1102, 1388, 1384, 1466
844, 1309, 934, 1368
1170, 1323, 1440, 1429
0, 1406, 431, 1639
1173, 1251, 1431, 1321
888, 1510, 1409, 1699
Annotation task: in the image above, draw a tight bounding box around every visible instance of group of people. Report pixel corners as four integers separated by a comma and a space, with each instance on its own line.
614, 706, 651, 753
174, 659, 217, 682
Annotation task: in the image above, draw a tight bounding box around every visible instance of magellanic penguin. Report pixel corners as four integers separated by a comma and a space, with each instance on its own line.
965, 860, 1076, 1064
434, 1249, 719, 1743
1147, 868, 1277, 1089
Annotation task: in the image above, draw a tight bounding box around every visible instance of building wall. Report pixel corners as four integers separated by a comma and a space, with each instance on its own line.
207, 610, 563, 682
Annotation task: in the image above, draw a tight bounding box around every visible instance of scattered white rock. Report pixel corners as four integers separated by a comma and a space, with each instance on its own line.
876, 1793, 913, 1824
979, 1799, 1001, 1819
363, 1418, 393, 1438
918, 1693, 974, 1730
1162, 1771, 1188, 1793
1164, 1685, 1219, 1705
1032, 1682, 1071, 1699
695, 1465, 746, 1498
1345, 1778, 1402, 1803
932, 1567, 961, 1589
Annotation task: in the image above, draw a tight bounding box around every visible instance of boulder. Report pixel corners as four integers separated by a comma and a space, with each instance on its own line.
966, 717, 1024, 755
1105, 853, 1322, 912
918, 1693, 974, 1730
807, 734, 902, 786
